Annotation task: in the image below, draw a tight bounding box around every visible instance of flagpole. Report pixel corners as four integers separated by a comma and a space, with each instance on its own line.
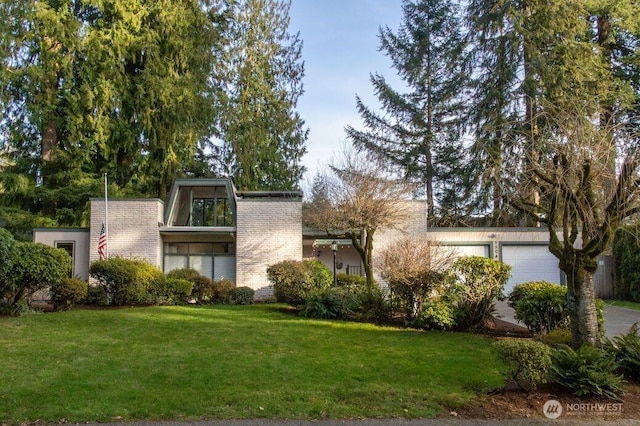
104, 173, 109, 258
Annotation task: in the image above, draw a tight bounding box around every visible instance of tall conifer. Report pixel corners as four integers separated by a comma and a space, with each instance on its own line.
346, 0, 469, 224
214, 0, 308, 191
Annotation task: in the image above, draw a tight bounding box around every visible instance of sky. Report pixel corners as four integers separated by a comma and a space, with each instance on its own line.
288, 0, 404, 183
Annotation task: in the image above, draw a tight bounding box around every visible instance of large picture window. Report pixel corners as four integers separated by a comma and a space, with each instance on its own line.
191, 197, 232, 227
163, 242, 236, 281
170, 185, 234, 227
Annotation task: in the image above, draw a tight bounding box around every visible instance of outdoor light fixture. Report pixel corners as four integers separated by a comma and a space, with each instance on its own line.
331, 240, 338, 285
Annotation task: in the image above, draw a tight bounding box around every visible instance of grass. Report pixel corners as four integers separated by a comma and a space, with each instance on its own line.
605, 300, 640, 311
0, 304, 506, 423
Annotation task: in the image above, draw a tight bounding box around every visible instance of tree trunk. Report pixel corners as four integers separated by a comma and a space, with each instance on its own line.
596, 13, 617, 195
565, 263, 600, 348
349, 228, 375, 288
364, 230, 375, 288
42, 119, 56, 163
522, 1, 541, 227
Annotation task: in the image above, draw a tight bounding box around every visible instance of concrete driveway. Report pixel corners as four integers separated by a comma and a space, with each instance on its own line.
494, 300, 640, 337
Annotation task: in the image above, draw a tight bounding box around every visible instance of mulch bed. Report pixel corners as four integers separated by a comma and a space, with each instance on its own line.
445, 316, 640, 421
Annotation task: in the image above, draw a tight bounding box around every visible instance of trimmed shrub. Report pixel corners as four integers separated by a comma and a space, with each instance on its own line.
336, 273, 367, 290
82, 285, 109, 306
299, 287, 354, 319
267, 259, 331, 305
603, 323, 640, 382
307, 259, 333, 288
229, 286, 255, 305
509, 281, 569, 334
0, 228, 16, 288
50, 277, 88, 311
494, 339, 552, 391
535, 328, 572, 346
89, 257, 165, 306
447, 256, 511, 330
192, 276, 217, 304
267, 260, 308, 305
510, 281, 606, 337
550, 344, 625, 400
166, 267, 201, 282
413, 299, 457, 331
1, 239, 71, 315
164, 278, 193, 305
213, 279, 235, 304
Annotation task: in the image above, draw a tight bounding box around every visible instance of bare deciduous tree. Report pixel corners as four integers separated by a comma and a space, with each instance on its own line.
377, 237, 456, 321
304, 150, 416, 287
510, 102, 640, 347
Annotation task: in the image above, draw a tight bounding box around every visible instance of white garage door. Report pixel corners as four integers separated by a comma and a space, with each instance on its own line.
450, 245, 490, 258
501, 245, 561, 295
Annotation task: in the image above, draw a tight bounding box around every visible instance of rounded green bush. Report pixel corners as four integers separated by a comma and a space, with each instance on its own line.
509, 281, 606, 337
50, 277, 88, 311
336, 273, 367, 290
535, 328, 572, 346
213, 279, 235, 304
306, 259, 333, 288
165, 278, 194, 304
166, 267, 201, 282
508, 281, 569, 334
447, 256, 511, 330
1, 238, 72, 315
229, 286, 255, 305
267, 259, 332, 306
89, 257, 165, 306
494, 338, 552, 392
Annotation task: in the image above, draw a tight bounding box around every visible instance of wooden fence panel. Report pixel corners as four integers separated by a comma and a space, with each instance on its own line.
594, 255, 615, 299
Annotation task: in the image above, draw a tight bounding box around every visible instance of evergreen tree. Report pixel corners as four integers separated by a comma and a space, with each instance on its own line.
214, 0, 308, 191
0, 0, 227, 223
465, 0, 522, 225
485, 0, 640, 347
345, 0, 469, 224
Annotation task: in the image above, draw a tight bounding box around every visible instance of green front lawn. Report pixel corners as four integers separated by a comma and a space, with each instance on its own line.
605, 300, 640, 311
0, 305, 506, 422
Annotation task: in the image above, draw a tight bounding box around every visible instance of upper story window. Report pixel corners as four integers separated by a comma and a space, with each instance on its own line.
169, 185, 235, 227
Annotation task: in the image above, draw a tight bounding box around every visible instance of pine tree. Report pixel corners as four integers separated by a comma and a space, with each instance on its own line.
214, 0, 308, 191
345, 0, 469, 224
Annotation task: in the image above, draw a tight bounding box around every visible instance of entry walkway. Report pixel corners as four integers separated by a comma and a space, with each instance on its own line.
494, 300, 640, 337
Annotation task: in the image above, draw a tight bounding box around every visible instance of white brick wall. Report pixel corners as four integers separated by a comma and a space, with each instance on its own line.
33, 229, 90, 280
236, 199, 302, 299
375, 200, 429, 255
90, 199, 164, 268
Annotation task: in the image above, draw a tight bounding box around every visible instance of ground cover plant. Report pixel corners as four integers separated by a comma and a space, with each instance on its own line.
0, 304, 506, 422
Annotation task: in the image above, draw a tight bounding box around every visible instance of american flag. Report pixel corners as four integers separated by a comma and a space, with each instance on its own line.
98, 223, 107, 260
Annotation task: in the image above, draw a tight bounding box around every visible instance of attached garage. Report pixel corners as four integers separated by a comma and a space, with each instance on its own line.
501, 244, 563, 295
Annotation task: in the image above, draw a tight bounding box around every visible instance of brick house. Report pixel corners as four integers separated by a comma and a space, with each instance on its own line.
35, 177, 613, 300
34, 178, 303, 299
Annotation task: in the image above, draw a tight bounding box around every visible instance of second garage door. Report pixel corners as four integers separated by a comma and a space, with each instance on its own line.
501, 244, 562, 295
